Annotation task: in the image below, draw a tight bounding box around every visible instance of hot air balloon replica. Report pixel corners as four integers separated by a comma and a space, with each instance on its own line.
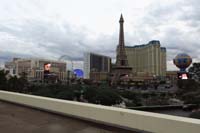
173, 53, 192, 79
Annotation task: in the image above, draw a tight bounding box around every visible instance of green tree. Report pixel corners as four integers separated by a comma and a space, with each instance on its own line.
8, 76, 19, 91
83, 86, 122, 106
117, 90, 142, 106
0, 70, 9, 90
56, 89, 74, 100
177, 79, 200, 105
189, 63, 200, 82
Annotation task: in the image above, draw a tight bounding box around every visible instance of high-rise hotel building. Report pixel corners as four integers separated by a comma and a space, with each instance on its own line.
84, 52, 111, 80
125, 40, 166, 78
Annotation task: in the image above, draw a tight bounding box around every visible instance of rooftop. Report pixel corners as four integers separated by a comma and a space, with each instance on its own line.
125, 40, 166, 49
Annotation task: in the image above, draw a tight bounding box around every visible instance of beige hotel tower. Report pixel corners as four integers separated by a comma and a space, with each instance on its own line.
125, 40, 166, 79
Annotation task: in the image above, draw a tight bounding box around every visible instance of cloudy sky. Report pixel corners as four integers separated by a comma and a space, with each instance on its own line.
0, 0, 199, 70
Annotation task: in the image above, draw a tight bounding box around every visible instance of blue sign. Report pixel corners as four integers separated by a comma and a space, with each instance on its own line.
73, 69, 84, 78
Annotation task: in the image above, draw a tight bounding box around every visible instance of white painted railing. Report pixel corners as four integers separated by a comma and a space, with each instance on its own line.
0, 90, 200, 133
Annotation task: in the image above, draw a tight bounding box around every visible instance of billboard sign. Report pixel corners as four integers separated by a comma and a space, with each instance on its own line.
44, 63, 51, 79
177, 72, 189, 80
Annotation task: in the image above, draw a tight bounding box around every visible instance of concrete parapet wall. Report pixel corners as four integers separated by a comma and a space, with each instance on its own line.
0, 90, 200, 133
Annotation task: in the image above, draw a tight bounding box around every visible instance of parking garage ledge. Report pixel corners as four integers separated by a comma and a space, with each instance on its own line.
0, 90, 200, 133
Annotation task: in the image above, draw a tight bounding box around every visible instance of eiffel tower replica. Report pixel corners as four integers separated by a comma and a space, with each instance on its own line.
111, 14, 132, 85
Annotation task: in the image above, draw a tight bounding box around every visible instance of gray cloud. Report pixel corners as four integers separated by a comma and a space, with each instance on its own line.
0, 0, 200, 70
129, 0, 200, 65
178, 0, 200, 22
0, 18, 118, 64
